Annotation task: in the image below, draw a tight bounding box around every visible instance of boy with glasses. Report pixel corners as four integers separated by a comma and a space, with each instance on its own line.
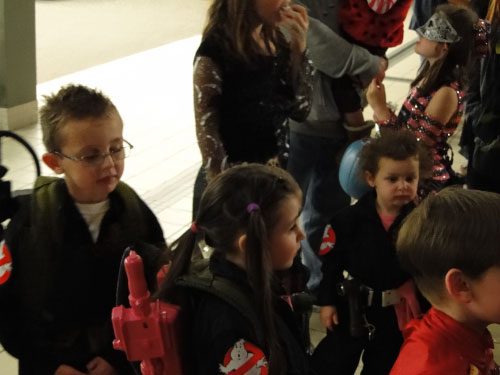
0, 84, 165, 375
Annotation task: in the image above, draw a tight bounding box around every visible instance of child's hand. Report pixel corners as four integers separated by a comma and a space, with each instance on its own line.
86, 357, 117, 375
374, 57, 388, 85
54, 365, 87, 375
320, 305, 339, 330
280, 4, 309, 54
366, 78, 388, 113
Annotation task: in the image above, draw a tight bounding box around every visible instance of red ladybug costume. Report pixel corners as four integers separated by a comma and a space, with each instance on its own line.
339, 0, 414, 48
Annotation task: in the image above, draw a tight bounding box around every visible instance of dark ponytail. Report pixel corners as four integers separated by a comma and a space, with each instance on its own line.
156, 229, 198, 302
246, 209, 287, 375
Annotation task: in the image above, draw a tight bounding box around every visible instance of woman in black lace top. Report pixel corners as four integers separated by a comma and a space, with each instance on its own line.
192, 0, 315, 216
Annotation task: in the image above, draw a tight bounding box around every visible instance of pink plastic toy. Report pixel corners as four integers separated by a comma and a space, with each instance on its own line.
112, 251, 185, 375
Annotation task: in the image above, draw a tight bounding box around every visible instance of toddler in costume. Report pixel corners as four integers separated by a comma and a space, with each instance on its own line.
330, 0, 412, 131
312, 130, 431, 375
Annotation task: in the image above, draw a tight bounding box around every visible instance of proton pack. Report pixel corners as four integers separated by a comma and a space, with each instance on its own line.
112, 250, 265, 375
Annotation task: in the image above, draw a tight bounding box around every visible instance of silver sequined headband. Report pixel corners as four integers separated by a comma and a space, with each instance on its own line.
416, 11, 461, 43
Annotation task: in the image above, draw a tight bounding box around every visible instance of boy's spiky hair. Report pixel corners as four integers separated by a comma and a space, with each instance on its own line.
39, 84, 117, 152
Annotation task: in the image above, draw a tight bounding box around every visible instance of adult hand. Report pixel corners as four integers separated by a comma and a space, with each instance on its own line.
374, 57, 388, 84
86, 357, 118, 375
280, 4, 309, 54
54, 365, 87, 375
320, 305, 339, 331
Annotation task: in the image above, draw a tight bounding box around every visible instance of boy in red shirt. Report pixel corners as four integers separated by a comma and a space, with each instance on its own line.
391, 187, 500, 375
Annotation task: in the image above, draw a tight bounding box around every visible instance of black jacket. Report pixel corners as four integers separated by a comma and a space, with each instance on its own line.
463, 23, 500, 191
183, 253, 314, 375
0, 177, 165, 375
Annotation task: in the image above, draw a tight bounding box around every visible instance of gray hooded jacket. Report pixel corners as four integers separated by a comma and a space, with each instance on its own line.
289, 0, 381, 138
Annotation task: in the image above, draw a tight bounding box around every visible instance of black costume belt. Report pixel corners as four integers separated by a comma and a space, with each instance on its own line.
337, 272, 402, 339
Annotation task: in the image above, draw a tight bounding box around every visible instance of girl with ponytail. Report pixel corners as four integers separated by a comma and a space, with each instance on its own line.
159, 164, 311, 375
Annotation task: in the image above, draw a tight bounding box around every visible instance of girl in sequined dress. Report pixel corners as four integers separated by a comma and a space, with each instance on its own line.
191, 0, 315, 216
366, 4, 479, 197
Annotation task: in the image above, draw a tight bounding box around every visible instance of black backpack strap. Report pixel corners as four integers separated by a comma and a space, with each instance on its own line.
175, 261, 265, 346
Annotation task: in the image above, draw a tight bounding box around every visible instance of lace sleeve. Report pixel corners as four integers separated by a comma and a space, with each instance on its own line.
289, 50, 315, 121
193, 56, 227, 175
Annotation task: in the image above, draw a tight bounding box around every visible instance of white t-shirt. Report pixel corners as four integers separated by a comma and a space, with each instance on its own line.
75, 200, 110, 243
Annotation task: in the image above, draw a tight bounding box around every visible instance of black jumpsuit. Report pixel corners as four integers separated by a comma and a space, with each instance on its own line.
310, 191, 413, 375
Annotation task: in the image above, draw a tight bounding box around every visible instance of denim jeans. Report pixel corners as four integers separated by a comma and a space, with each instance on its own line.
287, 131, 350, 292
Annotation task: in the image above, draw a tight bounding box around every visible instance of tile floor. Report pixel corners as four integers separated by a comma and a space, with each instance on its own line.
1, 10, 498, 375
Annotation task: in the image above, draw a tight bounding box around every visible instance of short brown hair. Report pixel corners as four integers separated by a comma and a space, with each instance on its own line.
39, 84, 117, 152
359, 130, 432, 178
397, 187, 500, 301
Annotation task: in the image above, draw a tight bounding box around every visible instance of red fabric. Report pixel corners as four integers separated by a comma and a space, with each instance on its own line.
366, 0, 397, 14
378, 213, 396, 231
319, 224, 336, 256
391, 307, 496, 375
393, 280, 421, 331
339, 0, 413, 48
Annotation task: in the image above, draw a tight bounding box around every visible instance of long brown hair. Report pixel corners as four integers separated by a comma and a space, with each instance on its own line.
412, 4, 479, 96
202, 0, 288, 64
159, 164, 301, 375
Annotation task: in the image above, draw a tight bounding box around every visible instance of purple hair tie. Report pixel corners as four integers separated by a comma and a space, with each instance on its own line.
247, 203, 260, 213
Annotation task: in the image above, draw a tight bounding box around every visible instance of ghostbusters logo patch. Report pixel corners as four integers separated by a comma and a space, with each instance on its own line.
219, 339, 268, 375
0, 240, 13, 285
318, 225, 336, 256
